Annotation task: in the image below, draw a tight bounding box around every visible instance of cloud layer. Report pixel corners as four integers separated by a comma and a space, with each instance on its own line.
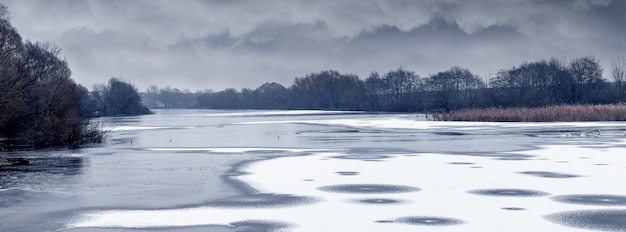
4, 0, 625, 90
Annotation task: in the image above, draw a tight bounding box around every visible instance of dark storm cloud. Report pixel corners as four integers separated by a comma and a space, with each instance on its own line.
3, 0, 625, 91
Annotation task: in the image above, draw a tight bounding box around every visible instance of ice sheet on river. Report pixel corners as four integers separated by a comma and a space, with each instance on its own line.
201, 110, 364, 117
238, 116, 626, 131
69, 141, 626, 232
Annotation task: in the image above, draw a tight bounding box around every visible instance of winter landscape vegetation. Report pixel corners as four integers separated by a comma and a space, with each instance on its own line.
2, 1, 626, 231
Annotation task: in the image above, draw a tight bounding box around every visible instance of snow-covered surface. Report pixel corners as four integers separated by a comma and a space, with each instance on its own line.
146, 147, 328, 153
69, 141, 626, 231
109, 126, 168, 131
238, 116, 626, 131
201, 110, 363, 117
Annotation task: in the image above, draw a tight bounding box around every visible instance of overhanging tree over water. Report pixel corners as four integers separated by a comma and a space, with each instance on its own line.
0, 4, 108, 148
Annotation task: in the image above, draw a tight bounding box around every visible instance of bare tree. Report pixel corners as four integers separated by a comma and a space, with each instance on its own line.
568, 56, 604, 103
1, 3, 106, 147
382, 67, 421, 111
426, 66, 483, 111
364, 72, 385, 110
611, 58, 626, 101
0, 4, 27, 130
99, 77, 152, 116
290, 70, 364, 110
253, 82, 290, 109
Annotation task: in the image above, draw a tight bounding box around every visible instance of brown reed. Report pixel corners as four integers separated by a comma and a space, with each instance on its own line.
433, 104, 626, 122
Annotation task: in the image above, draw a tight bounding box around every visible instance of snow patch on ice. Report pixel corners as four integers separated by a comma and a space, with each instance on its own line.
108, 126, 168, 131
146, 147, 330, 153
69, 142, 626, 231
238, 117, 626, 131
202, 110, 362, 117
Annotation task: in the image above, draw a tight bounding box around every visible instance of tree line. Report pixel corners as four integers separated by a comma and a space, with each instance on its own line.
0, 4, 149, 149
144, 56, 625, 112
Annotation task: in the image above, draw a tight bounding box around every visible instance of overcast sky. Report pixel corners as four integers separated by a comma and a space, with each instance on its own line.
3, 0, 625, 91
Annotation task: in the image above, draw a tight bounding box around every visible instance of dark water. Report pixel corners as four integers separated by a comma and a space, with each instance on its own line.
1, 109, 626, 231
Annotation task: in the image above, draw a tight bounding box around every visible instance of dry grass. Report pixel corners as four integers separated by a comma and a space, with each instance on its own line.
433, 104, 626, 122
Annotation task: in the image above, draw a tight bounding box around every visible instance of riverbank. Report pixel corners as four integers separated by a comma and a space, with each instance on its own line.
433, 104, 626, 122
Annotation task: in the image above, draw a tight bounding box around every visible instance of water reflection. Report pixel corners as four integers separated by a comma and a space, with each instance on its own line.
0, 155, 84, 189
0, 153, 84, 231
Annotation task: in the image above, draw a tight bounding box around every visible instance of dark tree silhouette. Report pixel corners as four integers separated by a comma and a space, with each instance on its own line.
382, 67, 422, 111
253, 82, 290, 109
91, 78, 152, 116
191, 56, 622, 113
142, 85, 198, 109
568, 56, 604, 103
490, 58, 570, 107
611, 58, 626, 101
0, 3, 105, 148
291, 70, 364, 110
426, 66, 483, 111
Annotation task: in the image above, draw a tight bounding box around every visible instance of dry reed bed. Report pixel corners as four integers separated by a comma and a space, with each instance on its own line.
433, 104, 626, 122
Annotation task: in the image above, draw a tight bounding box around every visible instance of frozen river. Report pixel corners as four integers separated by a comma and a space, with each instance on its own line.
2, 109, 626, 231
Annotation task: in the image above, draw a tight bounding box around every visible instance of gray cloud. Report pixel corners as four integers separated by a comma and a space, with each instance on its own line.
3, 0, 625, 91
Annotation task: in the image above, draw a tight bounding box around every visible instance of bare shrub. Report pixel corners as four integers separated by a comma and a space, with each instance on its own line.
78, 120, 110, 145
